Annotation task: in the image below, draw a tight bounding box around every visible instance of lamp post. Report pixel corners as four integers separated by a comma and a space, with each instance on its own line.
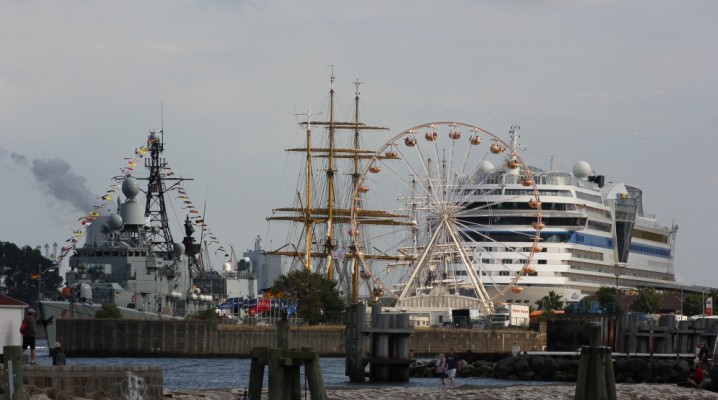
37, 265, 42, 301
615, 273, 620, 309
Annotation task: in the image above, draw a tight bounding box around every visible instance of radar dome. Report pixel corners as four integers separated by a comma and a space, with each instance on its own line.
477, 160, 495, 174
108, 214, 123, 230
122, 177, 140, 199
174, 243, 185, 256
572, 161, 592, 179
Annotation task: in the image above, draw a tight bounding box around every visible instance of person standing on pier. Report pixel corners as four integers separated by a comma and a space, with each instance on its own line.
445, 348, 460, 389
20, 308, 38, 365
435, 353, 447, 388
698, 341, 710, 364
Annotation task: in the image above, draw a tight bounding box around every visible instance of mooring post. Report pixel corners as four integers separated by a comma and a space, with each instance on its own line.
574, 323, 617, 400
303, 347, 328, 400
248, 347, 267, 400
277, 319, 289, 350
3, 346, 24, 400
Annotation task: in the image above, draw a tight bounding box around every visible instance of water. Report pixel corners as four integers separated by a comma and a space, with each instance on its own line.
34, 342, 546, 390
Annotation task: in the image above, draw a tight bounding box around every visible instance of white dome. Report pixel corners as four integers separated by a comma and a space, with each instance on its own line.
572, 161, 592, 179
477, 160, 495, 174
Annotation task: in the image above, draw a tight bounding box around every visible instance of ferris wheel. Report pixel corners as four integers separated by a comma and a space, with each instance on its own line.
349, 122, 543, 312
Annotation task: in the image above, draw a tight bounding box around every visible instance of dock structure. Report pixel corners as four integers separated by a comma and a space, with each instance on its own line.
248, 320, 327, 400
619, 314, 718, 355
345, 303, 413, 383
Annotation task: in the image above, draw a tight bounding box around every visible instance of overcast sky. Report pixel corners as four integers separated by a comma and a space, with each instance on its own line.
1, 1, 715, 288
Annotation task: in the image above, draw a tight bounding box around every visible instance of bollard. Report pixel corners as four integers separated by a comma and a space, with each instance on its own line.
574, 323, 617, 400
3, 346, 24, 400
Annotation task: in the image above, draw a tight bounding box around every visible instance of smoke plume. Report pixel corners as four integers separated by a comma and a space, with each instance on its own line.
1, 147, 97, 212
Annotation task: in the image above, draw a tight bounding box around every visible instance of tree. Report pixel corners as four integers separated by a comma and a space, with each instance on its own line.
631, 287, 663, 314
271, 270, 345, 324
536, 290, 564, 312
683, 293, 703, 316
595, 286, 617, 307
0, 241, 63, 304
95, 303, 122, 319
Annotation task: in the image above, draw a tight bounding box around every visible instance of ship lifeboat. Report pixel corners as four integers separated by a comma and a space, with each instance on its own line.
507, 159, 520, 169
372, 288, 384, 297
449, 130, 462, 140
528, 199, 542, 209
531, 245, 543, 253
404, 136, 417, 147
470, 135, 482, 145
358, 185, 370, 193
511, 286, 524, 293
532, 221, 545, 230
425, 132, 438, 141
490, 143, 504, 154
360, 270, 372, 280
385, 150, 400, 159
369, 165, 382, 173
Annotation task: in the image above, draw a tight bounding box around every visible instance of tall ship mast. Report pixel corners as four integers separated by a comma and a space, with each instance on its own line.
266, 75, 405, 302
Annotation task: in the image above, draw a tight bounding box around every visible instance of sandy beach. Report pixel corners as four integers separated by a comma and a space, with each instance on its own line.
165, 383, 718, 400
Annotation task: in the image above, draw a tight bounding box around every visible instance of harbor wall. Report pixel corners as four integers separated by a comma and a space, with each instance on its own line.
56, 320, 546, 357
0, 365, 163, 400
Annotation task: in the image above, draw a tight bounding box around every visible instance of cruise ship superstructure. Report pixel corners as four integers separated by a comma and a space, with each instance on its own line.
348, 122, 677, 314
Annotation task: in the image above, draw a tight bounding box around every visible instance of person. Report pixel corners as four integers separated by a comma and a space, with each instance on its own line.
52, 342, 67, 366
445, 347, 460, 389
699, 359, 718, 389
435, 353, 447, 388
409, 348, 415, 368
688, 361, 707, 387
699, 341, 710, 364
20, 308, 38, 365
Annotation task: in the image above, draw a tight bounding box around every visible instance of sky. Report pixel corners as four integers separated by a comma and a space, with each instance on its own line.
0, 1, 716, 287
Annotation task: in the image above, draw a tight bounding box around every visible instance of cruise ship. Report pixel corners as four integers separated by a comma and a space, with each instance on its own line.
473, 143, 678, 307
348, 122, 678, 314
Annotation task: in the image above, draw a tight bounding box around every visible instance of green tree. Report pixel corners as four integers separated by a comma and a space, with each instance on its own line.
595, 286, 617, 307
95, 303, 122, 319
631, 287, 663, 314
271, 270, 345, 324
682, 293, 703, 316
536, 290, 564, 312
0, 241, 63, 304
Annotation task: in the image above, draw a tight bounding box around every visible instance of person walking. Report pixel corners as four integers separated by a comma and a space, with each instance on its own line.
445, 347, 460, 389
435, 353, 448, 389
20, 308, 38, 365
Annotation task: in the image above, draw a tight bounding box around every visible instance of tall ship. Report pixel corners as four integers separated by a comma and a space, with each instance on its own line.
347, 122, 678, 318
265, 75, 408, 303
38, 130, 255, 346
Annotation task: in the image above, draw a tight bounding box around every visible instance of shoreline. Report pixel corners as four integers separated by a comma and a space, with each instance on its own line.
165, 383, 718, 400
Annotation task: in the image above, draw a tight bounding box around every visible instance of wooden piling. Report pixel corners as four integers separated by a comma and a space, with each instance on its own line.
3, 346, 24, 400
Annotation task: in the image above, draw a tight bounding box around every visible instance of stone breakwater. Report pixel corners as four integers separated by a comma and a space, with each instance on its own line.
165, 384, 718, 400
411, 355, 695, 384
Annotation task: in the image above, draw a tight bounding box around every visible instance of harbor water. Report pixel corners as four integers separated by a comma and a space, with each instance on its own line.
33, 341, 549, 390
